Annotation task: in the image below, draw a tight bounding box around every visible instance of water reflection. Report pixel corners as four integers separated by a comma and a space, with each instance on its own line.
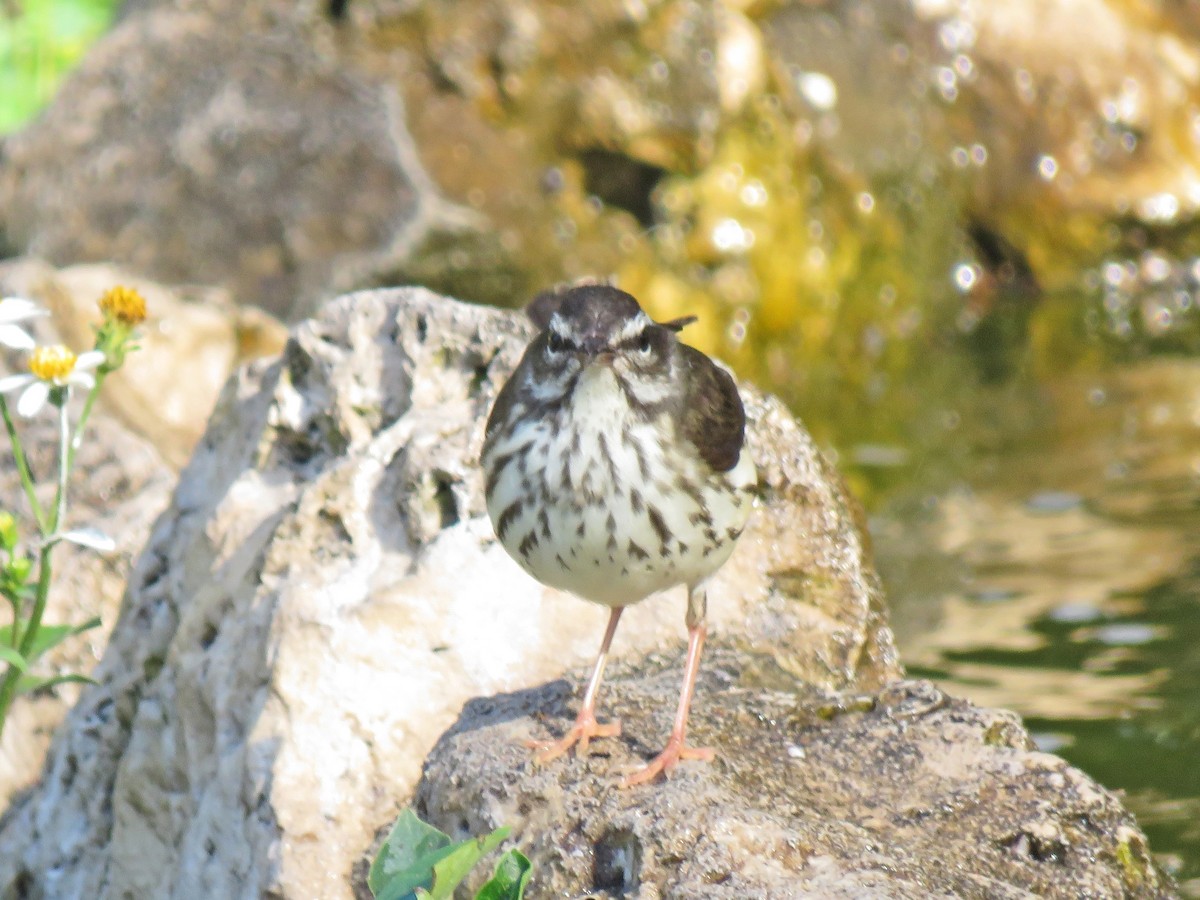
874, 358, 1200, 891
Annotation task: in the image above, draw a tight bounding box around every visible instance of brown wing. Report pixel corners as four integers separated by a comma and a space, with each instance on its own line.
483, 336, 541, 447
677, 345, 746, 472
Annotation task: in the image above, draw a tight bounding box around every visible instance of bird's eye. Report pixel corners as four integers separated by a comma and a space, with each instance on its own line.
547, 332, 566, 353
637, 331, 654, 355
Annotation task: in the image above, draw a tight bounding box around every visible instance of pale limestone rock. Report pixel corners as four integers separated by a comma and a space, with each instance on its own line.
0, 288, 897, 898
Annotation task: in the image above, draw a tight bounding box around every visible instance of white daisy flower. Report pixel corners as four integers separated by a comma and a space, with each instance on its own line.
0, 345, 106, 417
0, 296, 48, 351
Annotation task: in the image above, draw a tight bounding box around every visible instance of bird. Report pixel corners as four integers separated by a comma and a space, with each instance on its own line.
481, 283, 756, 786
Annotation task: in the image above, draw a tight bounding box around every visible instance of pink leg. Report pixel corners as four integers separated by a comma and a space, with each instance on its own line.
621, 617, 714, 787
530, 606, 624, 762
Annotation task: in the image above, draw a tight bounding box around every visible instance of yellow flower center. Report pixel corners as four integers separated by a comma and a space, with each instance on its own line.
28, 345, 77, 381
99, 285, 147, 325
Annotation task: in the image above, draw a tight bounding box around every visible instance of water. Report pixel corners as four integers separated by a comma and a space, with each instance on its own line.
872, 359, 1200, 893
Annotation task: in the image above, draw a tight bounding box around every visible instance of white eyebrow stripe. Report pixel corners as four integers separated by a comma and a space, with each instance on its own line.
612, 311, 652, 343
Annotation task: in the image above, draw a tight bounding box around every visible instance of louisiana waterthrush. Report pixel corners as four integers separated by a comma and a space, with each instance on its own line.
482, 284, 755, 786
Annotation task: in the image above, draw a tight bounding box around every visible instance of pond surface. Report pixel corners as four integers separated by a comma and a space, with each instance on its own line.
871, 357, 1200, 894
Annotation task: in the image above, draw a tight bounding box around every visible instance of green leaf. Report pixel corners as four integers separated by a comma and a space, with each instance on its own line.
425, 826, 510, 900
368, 809, 452, 897
368, 816, 511, 900
475, 849, 532, 900
372, 845, 459, 900
0, 645, 29, 673
16, 672, 97, 696
21, 617, 102, 662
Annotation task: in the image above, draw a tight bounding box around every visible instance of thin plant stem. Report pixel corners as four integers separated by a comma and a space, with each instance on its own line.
0, 664, 17, 740
65, 373, 104, 476
51, 396, 69, 533
0, 395, 46, 531
18, 542, 54, 658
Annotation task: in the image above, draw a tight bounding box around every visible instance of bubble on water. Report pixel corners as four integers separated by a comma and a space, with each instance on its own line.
934, 66, 958, 102
1139, 192, 1180, 223
711, 218, 755, 253
1142, 298, 1174, 336
1140, 252, 1172, 283
938, 17, 976, 52
953, 262, 980, 292
1049, 602, 1103, 624
739, 180, 768, 207
1036, 155, 1059, 180
1094, 623, 1159, 646
1102, 261, 1127, 287
797, 71, 838, 111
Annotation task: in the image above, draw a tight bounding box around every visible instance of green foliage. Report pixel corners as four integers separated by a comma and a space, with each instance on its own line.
0, 0, 119, 133
368, 808, 531, 900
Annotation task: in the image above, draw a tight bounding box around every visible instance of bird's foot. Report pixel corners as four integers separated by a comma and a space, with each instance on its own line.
620, 734, 714, 787
528, 713, 622, 763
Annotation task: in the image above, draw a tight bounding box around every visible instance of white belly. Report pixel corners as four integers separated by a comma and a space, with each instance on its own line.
485, 367, 755, 606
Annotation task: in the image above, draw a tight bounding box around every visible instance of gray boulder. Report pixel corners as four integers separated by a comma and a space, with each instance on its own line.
415, 650, 1174, 898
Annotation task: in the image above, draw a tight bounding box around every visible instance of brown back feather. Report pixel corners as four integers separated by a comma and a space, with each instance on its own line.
676, 345, 746, 472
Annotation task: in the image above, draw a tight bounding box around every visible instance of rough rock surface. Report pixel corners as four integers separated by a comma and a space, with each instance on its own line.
0, 9, 467, 319
0, 289, 897, 898
415, 649, 1175, 898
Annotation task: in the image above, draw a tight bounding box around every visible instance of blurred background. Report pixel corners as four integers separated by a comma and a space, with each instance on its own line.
2, 0, 1199, 890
